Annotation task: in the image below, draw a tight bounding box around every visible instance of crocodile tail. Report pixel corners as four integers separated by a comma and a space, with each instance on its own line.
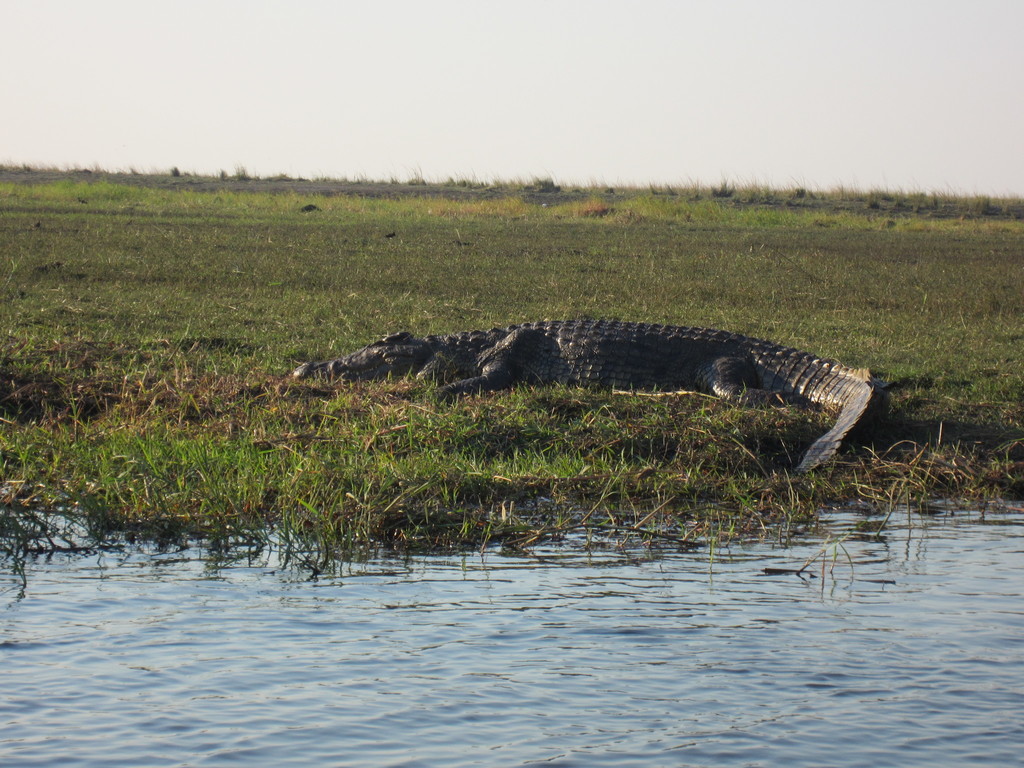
795, 370, 883, 472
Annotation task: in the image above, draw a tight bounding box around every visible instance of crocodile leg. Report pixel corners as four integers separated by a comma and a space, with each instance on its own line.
698, 356, 809, 406
437, 327, 565, 398
699, 356, 760, 399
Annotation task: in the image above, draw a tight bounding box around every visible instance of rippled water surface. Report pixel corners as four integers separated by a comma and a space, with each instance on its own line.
3, 509, 1023, 767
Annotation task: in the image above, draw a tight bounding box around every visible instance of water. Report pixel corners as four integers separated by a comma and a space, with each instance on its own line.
2, 508, 1023, 767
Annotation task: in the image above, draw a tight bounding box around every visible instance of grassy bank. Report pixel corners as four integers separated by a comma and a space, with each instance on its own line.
2, 173, 1022, 568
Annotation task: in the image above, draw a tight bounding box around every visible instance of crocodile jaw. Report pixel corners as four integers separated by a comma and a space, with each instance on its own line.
293, 338, 431, 381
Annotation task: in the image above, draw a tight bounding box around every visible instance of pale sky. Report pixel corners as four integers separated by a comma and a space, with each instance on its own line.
3, 0, 1023, 194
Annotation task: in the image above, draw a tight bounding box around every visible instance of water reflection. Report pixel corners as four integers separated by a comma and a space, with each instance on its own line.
2, 508, 1022, 767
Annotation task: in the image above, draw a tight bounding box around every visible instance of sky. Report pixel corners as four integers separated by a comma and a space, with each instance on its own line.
3, 0, 1023, 195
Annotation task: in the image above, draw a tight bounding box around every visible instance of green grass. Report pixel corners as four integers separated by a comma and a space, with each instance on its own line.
1, 172, 1022, 569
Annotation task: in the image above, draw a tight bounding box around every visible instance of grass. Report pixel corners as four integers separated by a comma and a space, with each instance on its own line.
1, 169, 1022, 570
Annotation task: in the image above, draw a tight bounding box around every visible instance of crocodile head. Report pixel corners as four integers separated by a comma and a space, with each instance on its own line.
292, 332, 433, 380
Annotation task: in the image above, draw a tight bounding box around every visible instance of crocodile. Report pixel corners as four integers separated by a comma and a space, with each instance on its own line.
292, 319, 888, 472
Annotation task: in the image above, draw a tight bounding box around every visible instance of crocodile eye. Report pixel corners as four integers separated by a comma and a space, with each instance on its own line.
380, 332, 413, 344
